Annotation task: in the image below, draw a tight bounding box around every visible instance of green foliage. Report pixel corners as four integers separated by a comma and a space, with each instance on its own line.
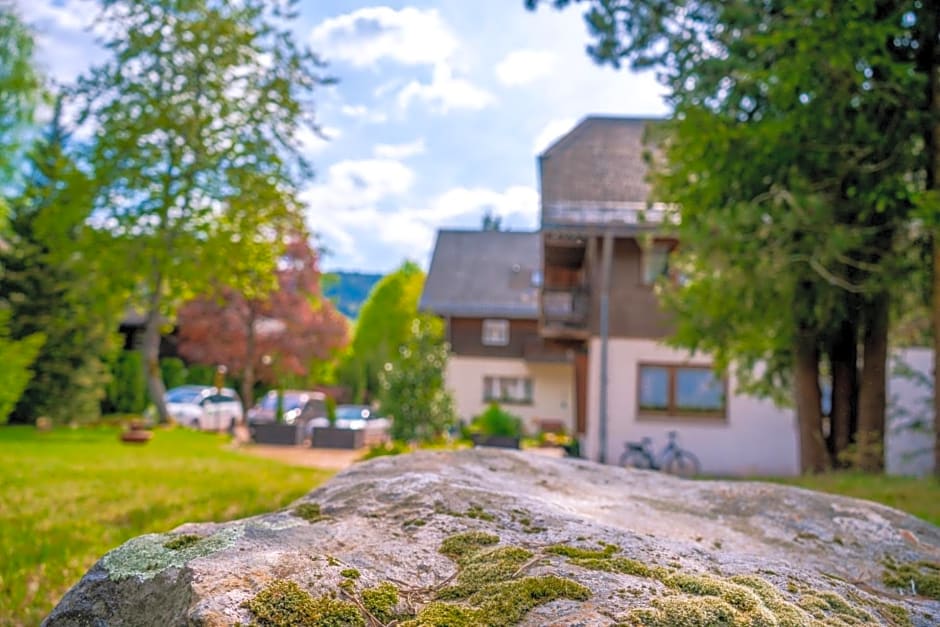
159, 358, 188, 391
185, 364, 216, 386
469, 403, 524, 438
339, 263, 424, 402
0, 4, 41, 187
77, 0, 332, 421
379, 314, 456, 443
358, 440, 412, 460
106, 351, 147, 414
325, 395, 337, 426
0, 426, 333, 624
0, 311, 44, 425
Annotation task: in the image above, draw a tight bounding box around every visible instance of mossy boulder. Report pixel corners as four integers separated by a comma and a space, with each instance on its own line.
45, 449, 940, 625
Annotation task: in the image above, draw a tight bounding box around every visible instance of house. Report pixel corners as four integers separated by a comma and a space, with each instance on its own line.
422, 116, 935, 477
419, 230, 576, 434
536, 116, 800, 476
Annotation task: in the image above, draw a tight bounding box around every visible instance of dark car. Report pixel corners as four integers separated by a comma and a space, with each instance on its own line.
246, 390, 327, 426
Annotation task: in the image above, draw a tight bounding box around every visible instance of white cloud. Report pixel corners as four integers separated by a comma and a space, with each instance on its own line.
296, 125, 342, 156
495, 50, 556, 86
309, 7, 457, 68
398, 64, 494, 113
414, 186, 539, 224
340, 104, 388, 124
373, 139, 426, 159
532, 117, 577, 155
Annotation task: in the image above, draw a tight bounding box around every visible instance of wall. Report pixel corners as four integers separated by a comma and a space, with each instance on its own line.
886, 348, 935, 476
449, 317, 538, 359
585, 237, 674, 339
582, 337, 800, 476
445, 355, 574, 434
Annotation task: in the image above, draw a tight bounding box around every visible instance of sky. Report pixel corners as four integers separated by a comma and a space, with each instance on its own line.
17, 0, 669, 274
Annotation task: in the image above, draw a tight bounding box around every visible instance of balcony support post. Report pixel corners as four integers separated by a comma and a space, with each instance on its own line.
598, 231, 613, 464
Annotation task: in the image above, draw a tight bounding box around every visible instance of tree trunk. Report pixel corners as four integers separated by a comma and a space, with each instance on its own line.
922, 0, 939, 478
142, 274, 168, 424
828, 318, 858, 466
794, 323, 828, 473
857, 292, 889, 472
241, 309, 256, 415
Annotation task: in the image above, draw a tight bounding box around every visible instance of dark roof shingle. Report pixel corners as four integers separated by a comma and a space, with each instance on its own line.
419, 230, 540, 319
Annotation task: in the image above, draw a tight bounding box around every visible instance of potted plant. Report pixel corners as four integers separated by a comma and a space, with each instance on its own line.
311, 397, 367, 449
251, 387, 304, 446
468, 403, 524, 449
120, 418, 153, 444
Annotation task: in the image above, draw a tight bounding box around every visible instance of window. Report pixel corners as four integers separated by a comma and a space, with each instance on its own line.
642, 242, 672, 285
638, 364, 725, 417
483, 376, 533, 405
482, 319, 510, 346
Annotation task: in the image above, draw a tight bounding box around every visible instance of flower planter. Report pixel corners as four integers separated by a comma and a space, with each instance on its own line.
252, 422, 302, 446
312, 426, 365, 450
120, 428, 152, 444
470, 434, 521, 449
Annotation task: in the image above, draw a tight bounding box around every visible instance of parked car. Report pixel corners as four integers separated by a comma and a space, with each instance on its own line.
246, 390, 327, 426
305, 404, 390, 433
165, 385, 243, 431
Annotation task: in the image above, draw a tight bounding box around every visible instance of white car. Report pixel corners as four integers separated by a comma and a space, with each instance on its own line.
165, 385, 243, 431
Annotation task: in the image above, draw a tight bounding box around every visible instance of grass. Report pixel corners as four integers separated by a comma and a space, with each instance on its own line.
762, 472, 940, 527
0, 425, 333, 626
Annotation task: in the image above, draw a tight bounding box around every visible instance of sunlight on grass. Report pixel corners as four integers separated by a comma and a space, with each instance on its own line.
763, 472, 940, 527
0, 426, 333, 625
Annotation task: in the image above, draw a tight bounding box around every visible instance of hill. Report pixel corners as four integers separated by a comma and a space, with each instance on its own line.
322, 271, 383, 319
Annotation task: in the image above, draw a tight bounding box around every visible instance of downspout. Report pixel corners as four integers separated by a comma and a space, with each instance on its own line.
599, 231, 614, 464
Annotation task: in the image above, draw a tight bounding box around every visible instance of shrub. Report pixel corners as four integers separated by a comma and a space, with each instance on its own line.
105, 351, 147, 414
469, 403, 524, 438
184, 363, 216, 386
160, 358, 188, 390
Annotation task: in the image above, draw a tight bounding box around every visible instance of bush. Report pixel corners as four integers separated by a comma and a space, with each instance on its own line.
184, 364, 216, 386
359, 440, 411, 461
469, 403, 524, 438
105, 351, 147, 414
160, 358, 188, 390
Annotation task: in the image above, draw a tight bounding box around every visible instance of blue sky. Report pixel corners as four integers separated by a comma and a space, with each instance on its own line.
18, 0, 668, 273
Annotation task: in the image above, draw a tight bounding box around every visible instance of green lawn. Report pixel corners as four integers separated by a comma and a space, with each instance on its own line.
0, 426, 333, 626
763, 472, 940, 527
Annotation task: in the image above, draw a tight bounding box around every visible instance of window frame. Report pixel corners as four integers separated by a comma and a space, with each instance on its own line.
481, 318, 510, 347
482, 376, 534, 406
640, 241, 673, 286
636, 363, 727, 420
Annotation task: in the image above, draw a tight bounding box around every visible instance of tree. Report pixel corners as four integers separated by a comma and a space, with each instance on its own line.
379, 314, 455, 442
528, 0, 926, 472
0, 2, 41, 189
77, 0, 332, 422
178, 233, 348, 409
338, 262, 425, 402
1, 98, 117, 425
482, 210, 502, 231
0, 3, 45, 423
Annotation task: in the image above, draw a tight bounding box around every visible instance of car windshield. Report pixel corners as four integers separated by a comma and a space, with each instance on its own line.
166, 387, 205, 404
336, 406, 371, 420
260, 393, 306, 411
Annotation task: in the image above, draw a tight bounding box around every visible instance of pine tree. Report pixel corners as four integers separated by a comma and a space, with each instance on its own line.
0, 100, 115, 424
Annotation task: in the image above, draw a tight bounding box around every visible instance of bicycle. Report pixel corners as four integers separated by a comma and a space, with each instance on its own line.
619, 431, 701, 477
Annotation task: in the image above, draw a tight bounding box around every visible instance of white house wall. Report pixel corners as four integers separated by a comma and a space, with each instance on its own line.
886, 348, 935, 476
446, 355, 574, 434
583, 337, 801, 476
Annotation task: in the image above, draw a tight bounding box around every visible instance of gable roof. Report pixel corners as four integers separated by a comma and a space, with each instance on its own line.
419, 230, 541, 319
539, 116, 663, 206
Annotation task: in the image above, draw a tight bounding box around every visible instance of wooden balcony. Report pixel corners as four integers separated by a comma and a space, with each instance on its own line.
542, 201, 674, 232
540, 287, 590, 340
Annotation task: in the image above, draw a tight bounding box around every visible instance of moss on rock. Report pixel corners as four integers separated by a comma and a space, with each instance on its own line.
883, 558, 940, 600
242, 580, 364, 627
438, 531, 499, 560
163, 534, 201, 551
361, 582, 400, 623
292, 502, 325, 523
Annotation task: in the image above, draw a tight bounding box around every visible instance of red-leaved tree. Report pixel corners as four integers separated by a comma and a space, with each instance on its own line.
178, 234, 348, 409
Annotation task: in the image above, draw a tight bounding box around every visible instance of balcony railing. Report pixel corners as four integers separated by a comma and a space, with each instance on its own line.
543, 201, 674, 228
541, 287, 588, 326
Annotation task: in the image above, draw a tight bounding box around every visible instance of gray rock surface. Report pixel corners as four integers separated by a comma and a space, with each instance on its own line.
45, 449, 940, 626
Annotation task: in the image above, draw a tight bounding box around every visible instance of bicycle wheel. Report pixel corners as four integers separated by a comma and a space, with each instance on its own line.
664, 450, 701, 478
620, 449, 654, 471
